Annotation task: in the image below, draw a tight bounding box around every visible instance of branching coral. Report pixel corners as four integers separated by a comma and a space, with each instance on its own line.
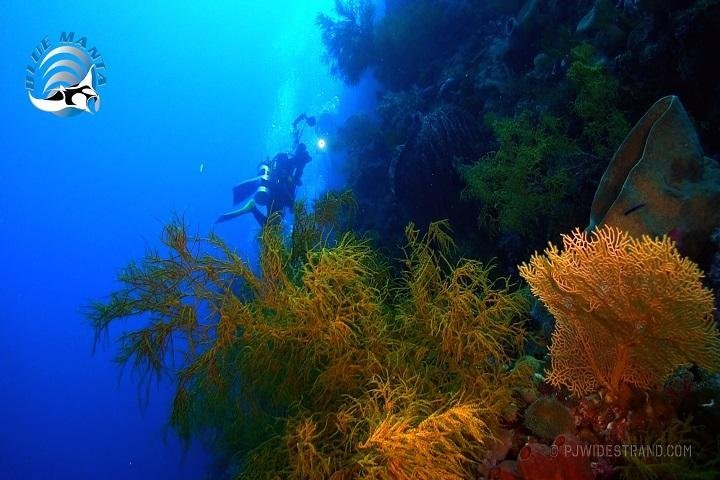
316, 0, 376, 84
88, 210, 531, 478
460, 112, 578, 239
312, 190, 357, 232
519, 225, 720, 400
399, 221, 527, 374
568, 43, 629, 159
291, 189, 357, 262
358, 396, 492, 479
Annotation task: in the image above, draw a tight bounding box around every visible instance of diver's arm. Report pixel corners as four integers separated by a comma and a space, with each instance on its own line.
292, 113, 307, 129
292, 156, 309, 185
292, 114, 307, 148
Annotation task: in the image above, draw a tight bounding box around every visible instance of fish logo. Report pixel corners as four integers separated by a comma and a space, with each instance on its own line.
25, 33, 106, 117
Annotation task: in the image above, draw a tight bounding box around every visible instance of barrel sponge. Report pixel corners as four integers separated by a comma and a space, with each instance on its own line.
519, 225, 720, 399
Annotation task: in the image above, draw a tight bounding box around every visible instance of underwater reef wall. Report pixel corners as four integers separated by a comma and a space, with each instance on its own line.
91, 199, 720, 479
88, 1, 720, 478
310, 2, 720, 478
391, 104, 484, 228
320, 0, 720, 271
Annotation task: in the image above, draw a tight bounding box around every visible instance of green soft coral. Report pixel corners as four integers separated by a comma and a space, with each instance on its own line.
461, 112, 578, 239
568, 43, 629, 159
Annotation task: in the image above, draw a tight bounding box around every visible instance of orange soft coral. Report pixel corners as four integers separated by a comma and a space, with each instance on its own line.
519, 225, 720, 400
90, 215, 531, 479
354, 378, 493, 480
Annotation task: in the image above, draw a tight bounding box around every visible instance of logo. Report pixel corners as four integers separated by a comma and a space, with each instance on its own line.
25, 32, 107, 117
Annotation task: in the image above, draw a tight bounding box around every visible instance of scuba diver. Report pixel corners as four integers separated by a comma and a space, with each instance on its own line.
216, 113, 316, 225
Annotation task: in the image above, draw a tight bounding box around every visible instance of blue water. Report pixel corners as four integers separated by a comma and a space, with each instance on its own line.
0, 2, 375, 478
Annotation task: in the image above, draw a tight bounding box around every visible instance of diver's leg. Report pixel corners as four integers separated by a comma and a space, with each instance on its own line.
251, 206, 267, 225
215, 198, 257, 223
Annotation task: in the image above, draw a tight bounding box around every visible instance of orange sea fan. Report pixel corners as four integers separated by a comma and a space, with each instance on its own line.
518, 225, 720, 399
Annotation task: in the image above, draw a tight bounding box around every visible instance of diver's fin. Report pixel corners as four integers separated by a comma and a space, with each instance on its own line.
232, 177, 262, 205
216, 209, 248, 223
216, 199, 257, 223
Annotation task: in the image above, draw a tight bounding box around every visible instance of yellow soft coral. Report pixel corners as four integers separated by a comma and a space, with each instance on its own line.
358, 403, 491, 480
519, 225, 720, 399
353, 378, 493, 480
286, 418, 333, 480
90, 214, 530, 479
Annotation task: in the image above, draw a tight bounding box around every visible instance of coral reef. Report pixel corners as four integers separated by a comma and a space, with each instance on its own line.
373, 0, 478, 90
317, 0, 481, 91
92, 1, 720, 477
320, 0, 720, 271
589, 95, 720, 265
460, 111, 579, 243
291, 189, 357, 261
88, 213, 532, 478
316, 0, 375, 84
392, 104, 484, 228
619, 417, 720, 480
517, 435, 594, 480
616, 0, 720, 150
567, 43, 629, 160
355, 385, 494, 479
711, 228, 720, 314
376, 87, 425, 145
335, 115, 399, 247
519, 225, 720, 400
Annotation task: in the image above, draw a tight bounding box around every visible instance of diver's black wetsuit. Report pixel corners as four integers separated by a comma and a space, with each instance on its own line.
258, 143, 311, 223
217, 114, 315, 226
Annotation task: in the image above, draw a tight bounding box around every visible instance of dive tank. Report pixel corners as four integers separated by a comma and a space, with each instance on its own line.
253, 161, 271, 206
